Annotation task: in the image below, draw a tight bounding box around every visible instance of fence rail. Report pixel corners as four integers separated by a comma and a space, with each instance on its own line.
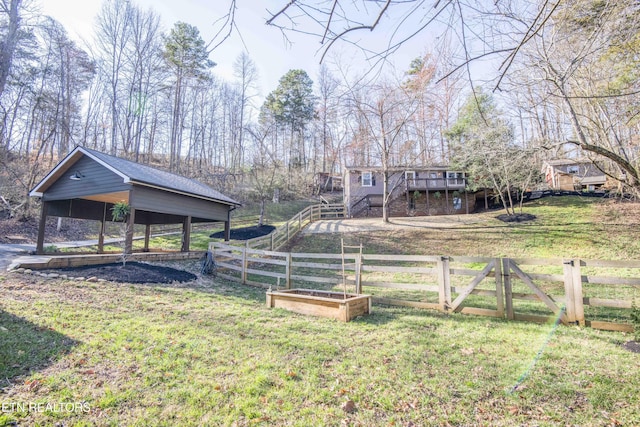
225, 203, 345, 251
210, 241, 639, 332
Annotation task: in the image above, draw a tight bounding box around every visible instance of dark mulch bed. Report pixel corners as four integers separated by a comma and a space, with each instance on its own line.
496, 213, 537, 223
623, 340, 640, 354
210, 225, 275, 240
41, 262, 196, 284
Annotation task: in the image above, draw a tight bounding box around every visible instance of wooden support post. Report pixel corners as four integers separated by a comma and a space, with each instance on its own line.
484, 188, 489, 210
465, 191, 470, 215
406, 180, 410, 209
494, 258, 504, 317
572, 259, 585, 326
36, 201, 48, 255
562, 260, 575, 323
270, 232, 275, 251
125, 207, 135, 254
242, 242, 248, 284
502, 258, 514, 320
98, 202, 106, 254
285, 252, 292, 289
98, 221, 105, 254
563, 259, 584, 325
445, 188, 450, 214
355, 253, 363, 294
437, 256, 451, 312
144, 224, 151, 252
266, 292, 272, 307
181, 215, 192, 252
426, 190, 430, 215
224, 210, 231, 241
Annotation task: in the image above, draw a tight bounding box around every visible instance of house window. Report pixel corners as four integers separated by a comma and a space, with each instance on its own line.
362, 171, 373, 187
447, 172, 464, 186
405, 171, 416, 186
568, 165, 579, 174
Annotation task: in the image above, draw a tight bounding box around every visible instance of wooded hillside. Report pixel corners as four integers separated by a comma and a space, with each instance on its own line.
1, 0, 639, 219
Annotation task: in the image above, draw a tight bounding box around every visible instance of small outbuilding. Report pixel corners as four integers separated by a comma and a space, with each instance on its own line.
29, 146, 241, 255
542, 159, 608, 192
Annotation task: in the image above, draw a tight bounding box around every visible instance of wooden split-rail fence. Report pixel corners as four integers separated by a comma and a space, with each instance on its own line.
210, 241, 639, 332
238, 203, 345, 251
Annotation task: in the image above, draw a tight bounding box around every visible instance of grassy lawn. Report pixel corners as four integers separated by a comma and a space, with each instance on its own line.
285, 196, 640, 260
1, 265, 639, 426
274, 196, 640, 325
2, 196, 640, 426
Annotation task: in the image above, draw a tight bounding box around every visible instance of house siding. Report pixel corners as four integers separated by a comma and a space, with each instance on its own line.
353, 191, 475, 217
345, 167, 473, 218
43, 156, 130, 201
131, 186, 229, 221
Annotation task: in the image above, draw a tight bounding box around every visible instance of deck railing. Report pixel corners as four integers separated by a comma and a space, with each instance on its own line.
218, 203, 345, 251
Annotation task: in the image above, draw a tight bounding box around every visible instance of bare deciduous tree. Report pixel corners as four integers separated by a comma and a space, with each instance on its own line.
348, 76, 420, 222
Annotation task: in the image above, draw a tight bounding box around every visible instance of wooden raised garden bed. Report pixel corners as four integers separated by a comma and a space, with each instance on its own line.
266, 289, 372, 322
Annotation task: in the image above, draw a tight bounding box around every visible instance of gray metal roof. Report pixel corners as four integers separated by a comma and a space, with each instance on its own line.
31, 146, 241, 206
84, 147, 240, 205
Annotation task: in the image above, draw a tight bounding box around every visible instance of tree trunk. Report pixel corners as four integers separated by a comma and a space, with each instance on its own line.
382, 171, 389, 223
258, 199, 266, 226
0, 0, 22, 100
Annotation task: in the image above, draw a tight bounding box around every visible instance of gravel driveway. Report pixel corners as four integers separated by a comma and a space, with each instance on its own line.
303, 214, 488, 234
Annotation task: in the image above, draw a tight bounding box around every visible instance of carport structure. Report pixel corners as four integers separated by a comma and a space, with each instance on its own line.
29, 146, 241, 255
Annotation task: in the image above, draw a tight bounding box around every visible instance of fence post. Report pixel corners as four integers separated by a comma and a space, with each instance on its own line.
241, 242, 248, 284
494, 258, 504, 317
286, 221, 290, 241
355, 253, 363, 294
563, 259, 584, 325
562, 259, 576, 324
437, 256, 451, 312
298, 212, 302, 231
572, 259, 585, 326
270, 232, 274, 251
502, 258, 514, 320
286, 253, 292, 289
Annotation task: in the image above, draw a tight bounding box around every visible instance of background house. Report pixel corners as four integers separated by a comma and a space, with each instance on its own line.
344, 166, 475, 218
543, 159, 608, 192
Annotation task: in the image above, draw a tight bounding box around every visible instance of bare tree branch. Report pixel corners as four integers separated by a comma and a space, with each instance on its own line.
207, 0, 237, 52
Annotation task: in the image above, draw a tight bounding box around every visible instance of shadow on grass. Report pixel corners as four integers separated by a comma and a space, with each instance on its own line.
0, 310, 79, 384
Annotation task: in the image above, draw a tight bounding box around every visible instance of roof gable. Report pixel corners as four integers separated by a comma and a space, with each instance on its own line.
30, 146, 240, 206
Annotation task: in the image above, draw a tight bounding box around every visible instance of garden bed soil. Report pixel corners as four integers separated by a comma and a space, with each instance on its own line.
39, 262, 197, 284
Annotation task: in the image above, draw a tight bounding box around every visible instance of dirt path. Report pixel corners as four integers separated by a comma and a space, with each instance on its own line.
303, 214, 490, 234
